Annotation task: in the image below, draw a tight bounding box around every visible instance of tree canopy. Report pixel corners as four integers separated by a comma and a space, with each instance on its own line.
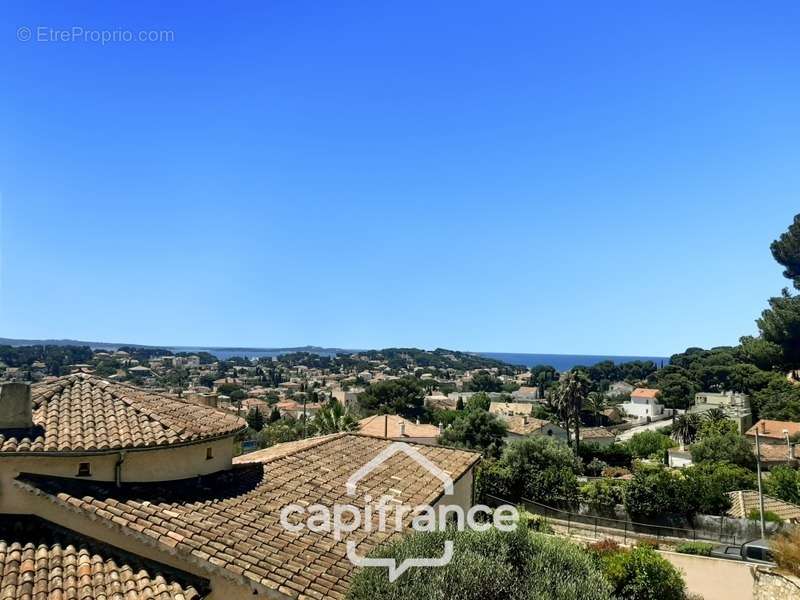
346, 527, 613, 600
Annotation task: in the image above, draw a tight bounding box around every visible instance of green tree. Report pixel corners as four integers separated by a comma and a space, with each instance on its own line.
671, 413, 701, 450
556, 370, 591, 452
770, 213, 800, 290
346, 527, 613, 600
765, 465, 800, 505
465, 391, 491, 412
467, 370, 503, 392
623, 466, 690, 519
683, 462, 757, 515
313, 400, 358, 435
626, 430, 675, 460
357, 377, 425, 419
655, 372, 697, 410
597, 546, 688, 600
268, 406, 281, 423
246, 408, 265, 432
752, 377, 800, 421
438, 410, 507, 457
738, 336, 784, 372
757, 290, 800, 371
483, 437, 581, 504
690, 431, 756, 470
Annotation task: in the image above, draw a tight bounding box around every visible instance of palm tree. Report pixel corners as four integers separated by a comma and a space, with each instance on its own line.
704, 407, 728, 426
671, 413, 702, 450
556, 370, 591, 453
585, 391, 606, 427
313, 400, 359, 435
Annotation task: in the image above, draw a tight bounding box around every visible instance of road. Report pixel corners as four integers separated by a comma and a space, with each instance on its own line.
616, 417, 673, 441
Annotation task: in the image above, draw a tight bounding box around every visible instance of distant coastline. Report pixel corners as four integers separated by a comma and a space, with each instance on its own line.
476, 352, 669, 371
0, 337, 669, 370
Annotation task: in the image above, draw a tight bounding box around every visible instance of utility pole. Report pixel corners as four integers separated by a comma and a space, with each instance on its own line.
755, 429, 766, 539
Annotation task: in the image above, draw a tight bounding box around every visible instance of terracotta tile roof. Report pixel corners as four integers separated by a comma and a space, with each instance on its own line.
0, 540, 201, 600
504, 416, 557, 436
0, 374, 245, 453
581, 427, 616, 440
16, 434, 480, 599
489, 402, 534, 416
746, 419, 800, 440
631, 388, 660, 398
753, 441, 798, 463
357, 415, 440, 439
727, 490, 800, 521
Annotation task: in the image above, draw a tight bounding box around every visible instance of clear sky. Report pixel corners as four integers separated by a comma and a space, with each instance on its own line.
2, 2, 799, 356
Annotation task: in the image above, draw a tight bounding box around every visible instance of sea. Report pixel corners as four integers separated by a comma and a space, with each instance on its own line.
173, 347, 668, 371
476, 352, 669, 371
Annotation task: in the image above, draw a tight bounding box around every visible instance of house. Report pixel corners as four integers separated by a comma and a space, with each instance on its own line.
511, 386, 540, 401
690, 391, 753, 432
621, 388, 668, 423
503, 416, 568, 442
425, 393, 457, 411
275, 400, 323, 419
0, 375, 480, 600
580, 427, 616, 447
745, 419, 800, 444
608, 381, 635, 397
668, 448, 693, 468
332, 388, 361, 408
358, 415, 442, 445
754, 440, 798, 469
489, 402, 535, 417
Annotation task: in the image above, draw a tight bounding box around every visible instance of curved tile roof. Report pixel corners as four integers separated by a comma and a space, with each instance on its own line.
0, 540, 201, 600
0, 374, 245, 453
16, 434, 481, 599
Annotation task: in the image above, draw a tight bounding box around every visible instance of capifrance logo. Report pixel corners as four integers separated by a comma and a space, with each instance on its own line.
279, 441, 519, 581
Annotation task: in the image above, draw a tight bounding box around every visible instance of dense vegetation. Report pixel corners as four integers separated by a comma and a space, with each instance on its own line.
346, 527, 614, 600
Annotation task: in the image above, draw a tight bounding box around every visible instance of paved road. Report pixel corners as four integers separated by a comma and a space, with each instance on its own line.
616, 418, 673, 441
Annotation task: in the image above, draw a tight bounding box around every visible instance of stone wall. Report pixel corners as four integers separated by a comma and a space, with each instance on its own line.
752, 567, 800, 600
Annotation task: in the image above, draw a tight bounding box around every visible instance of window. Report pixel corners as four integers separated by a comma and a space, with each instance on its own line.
76, 462, 91, 477
206, 447, 214, 460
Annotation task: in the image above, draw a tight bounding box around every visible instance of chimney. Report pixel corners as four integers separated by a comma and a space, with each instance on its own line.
438, 422, 443, 435
761, 421, 767, 433
0, 383, 33, 429
522, 415, 529, 425
399, 420, 406, 437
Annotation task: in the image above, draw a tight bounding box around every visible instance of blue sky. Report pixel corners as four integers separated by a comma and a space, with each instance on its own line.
1, 2, 799, 356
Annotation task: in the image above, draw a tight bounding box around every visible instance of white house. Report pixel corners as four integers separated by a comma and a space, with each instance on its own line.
621, 388, 667, 423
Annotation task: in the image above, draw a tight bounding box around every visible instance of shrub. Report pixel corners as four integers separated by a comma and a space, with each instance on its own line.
675, 542, 713, 556
772, 528, 800, 577
493, 437, 581, 504
626, 431, 676, 460
747, 509, 784, 524
623, 466, 691, 519
586, 457, 609, 476
689, 431, 756, 470
634, 538, 660, 550
764, 465, 800, 505
683, 462, 757, 515
598, 546, 687, 600
587, 538, 621, 555
439, 409, 508, 457
580, 442, 634, 468
602, 466, 631, 478
581, 479, 627, 513
346, 527, 613, 600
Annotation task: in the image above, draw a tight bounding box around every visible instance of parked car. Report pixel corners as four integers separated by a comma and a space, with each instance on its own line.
711, 538, 774, 564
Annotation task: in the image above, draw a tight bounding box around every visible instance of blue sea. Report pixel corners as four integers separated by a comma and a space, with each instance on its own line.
477, 352, 669, 371
171, 346, 668, 370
